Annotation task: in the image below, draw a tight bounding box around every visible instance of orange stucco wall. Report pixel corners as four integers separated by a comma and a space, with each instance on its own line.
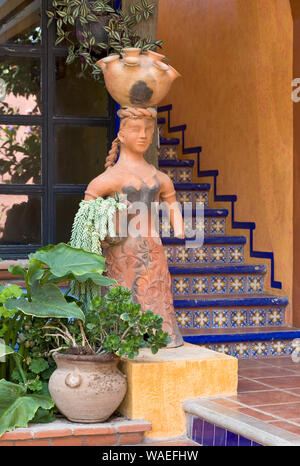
158, 0, 294, 319
291, 0, 300, 327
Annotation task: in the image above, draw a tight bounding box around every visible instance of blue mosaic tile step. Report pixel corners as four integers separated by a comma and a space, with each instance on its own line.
160, 136, 180, 145
157, 117, 166, 125
159, 159, 194, 167
203, 337, 300, 358
175, 307, 286, 330
185, 400, 300, 445
182, 327, 300, 346
176, 190, 210, 207
171, 272, 266, 297
174, 183, 210, 191
164, 243, 245, 265
162, 235, 247, 245
173, 294, 288, 309
159, 145, 179, 159
160, 208, 228, 218
190, 417, 261, 446
170, 264, 267, 274
160, 167, 193, 183
160, 216, 227, 236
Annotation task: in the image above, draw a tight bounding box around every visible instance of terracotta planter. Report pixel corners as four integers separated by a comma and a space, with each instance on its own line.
49, 353, 127, 423
96, 48, 181, 107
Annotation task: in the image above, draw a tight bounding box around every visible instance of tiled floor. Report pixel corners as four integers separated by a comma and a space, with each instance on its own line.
213, 356, 300, 437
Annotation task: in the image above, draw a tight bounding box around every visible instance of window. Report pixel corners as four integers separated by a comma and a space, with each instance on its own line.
0, 0, 115, 258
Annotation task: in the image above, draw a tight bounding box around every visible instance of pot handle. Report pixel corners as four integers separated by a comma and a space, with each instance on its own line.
65, 372, 82, 388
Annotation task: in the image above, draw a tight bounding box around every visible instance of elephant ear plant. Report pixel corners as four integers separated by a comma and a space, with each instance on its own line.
0, 242, 170, 436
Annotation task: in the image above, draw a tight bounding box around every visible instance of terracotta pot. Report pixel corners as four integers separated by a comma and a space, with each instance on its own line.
96, 48, 181, 107
48, 352, 127, 423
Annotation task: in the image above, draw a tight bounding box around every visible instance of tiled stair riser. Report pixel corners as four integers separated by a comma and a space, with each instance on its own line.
187, 415, 262, 446
165, 244, 245, 265
202, 340, 298, 359
172, 273, 265, 297
175, 306, 285, 330
160, 167, 193, 183
160, 217, 227, 236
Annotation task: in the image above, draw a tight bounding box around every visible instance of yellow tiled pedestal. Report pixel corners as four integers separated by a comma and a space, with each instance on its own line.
119, 343, 238, 439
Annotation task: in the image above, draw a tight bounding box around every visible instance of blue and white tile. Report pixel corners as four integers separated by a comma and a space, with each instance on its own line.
175, 311, 192, 329
211, 247, 226, 264
193, 247, 209, 264
177, 191, 192, 205
193, 311, 210, 329
164, 247, 173, 264
192, 277, 209, 295
195, 218, 209, 234
251, 342, 269, 357
212, 310, 229, 328
173, 277, 190, 295
231, 310, 247, 328
270, 340, 288, 356
267, 308, 284, 326
178, 168, 192, 183
249, 309, 266, 327
175, 246, 192, 264
247, 275, 264, 293
161, 167, 176, 181
229, 276, 245, 294
194, 192, 209, 207
210, 218, 226, 235
213, 343, 232, 355
159, 146, 178, 160
210, 276, 227, 294
228, 246, 244, 264
233, 342, 251, 358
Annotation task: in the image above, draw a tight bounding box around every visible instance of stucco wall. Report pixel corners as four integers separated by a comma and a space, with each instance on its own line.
291, 0, 300, 326
158, 0, 294, 318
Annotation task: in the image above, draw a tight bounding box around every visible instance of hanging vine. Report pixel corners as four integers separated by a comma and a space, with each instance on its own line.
46, 0, 163, 80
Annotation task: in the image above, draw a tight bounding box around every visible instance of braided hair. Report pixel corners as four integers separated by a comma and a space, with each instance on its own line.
104, 107, 157, 169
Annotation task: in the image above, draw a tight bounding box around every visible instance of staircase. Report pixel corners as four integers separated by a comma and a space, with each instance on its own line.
157, 106, 300, 359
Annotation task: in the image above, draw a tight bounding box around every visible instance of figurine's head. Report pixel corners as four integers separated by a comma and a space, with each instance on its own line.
118, 107, 156, 155
105, 107, 156, 168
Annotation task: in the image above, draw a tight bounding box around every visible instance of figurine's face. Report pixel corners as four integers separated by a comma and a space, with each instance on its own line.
118, 117, 154, 154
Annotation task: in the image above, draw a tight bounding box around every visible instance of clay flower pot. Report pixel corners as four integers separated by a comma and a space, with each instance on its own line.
96, 48, 181, 107
48, 352, 127, 423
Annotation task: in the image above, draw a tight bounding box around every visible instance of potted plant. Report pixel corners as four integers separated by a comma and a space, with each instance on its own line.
46, 0, 163, 80
2, 242, 170, 425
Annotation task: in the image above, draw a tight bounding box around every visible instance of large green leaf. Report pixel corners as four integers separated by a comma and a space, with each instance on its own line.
30, 243, 108, 284
4, 283, 85, 321
0, 379, 54, 436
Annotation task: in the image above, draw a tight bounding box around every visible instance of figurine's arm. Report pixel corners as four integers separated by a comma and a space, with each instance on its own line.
159, 173, 185, 238
84, 171, 115, 201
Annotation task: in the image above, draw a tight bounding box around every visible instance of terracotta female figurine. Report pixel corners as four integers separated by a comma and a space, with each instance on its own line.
84, 107, 184, 348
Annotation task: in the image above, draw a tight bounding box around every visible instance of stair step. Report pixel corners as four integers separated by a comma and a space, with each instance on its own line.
157, 117, 166, 125
174, 294, 289, 308
159, 159, 194, 167
185, 398, 300, 445
174, 183, 210, 191
160, 166, 193, 183
163, 236, 247, 245
181, 326, 300, 344
170, 264, 267, 275
160, 208, 228, 218
164, 238, 245, 265
160, 137, 180, 145
171, 266, 267, 298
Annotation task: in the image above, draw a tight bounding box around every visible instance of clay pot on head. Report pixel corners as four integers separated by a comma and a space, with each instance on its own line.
96, 48, 181, 107
48, 352, 127, 423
